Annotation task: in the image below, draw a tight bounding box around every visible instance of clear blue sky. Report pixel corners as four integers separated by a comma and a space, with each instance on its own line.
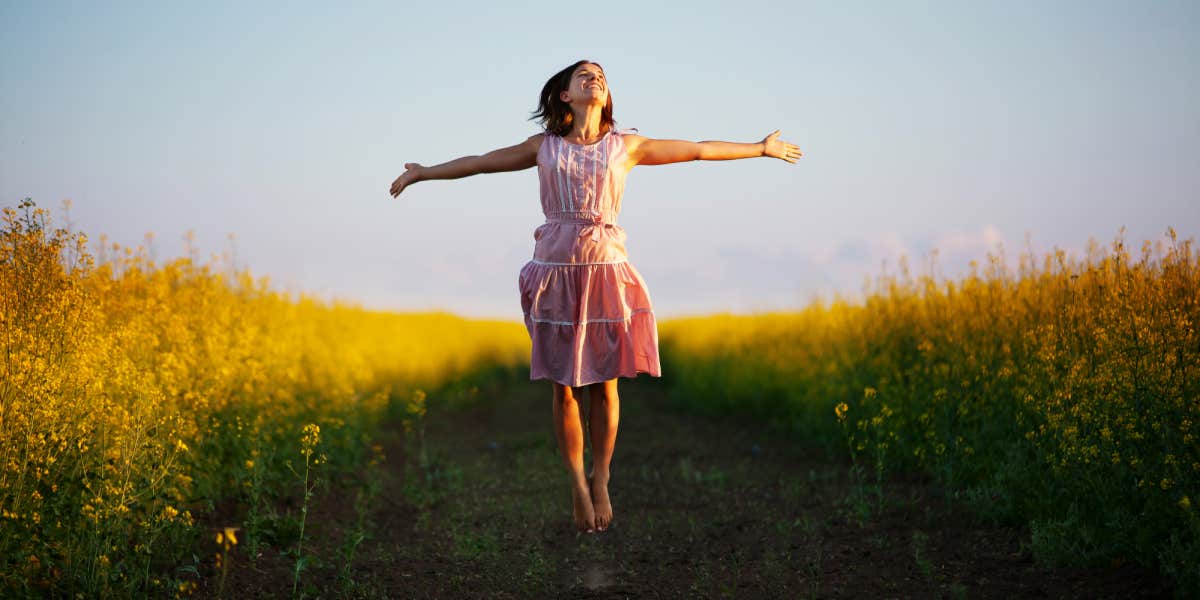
3, 0, 1197, 319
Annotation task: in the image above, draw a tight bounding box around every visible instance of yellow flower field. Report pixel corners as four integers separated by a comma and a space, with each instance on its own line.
0, 199, 529, 595
660, 227, 1199, 591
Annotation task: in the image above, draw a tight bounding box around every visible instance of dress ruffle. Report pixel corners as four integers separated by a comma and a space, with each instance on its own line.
519, 259, 661, 387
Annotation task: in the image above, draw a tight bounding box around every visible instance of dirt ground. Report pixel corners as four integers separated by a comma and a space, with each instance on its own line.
200, 374, 1175, 599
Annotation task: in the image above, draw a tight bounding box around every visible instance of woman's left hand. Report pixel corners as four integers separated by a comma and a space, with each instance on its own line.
761, 130, 803, 163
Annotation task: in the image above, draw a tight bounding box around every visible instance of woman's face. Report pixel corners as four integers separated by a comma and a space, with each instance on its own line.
560, 62, 608, 106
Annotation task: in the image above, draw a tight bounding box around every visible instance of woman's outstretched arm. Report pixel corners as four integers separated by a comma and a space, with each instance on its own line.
624, 130, 802, 167
390, 133, 543, 198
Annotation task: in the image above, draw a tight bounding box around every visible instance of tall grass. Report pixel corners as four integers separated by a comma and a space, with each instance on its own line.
0, 198, 530, 596
660, 228, 1199, 594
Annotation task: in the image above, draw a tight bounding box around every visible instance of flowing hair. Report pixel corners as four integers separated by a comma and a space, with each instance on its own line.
529, 60, 616, 137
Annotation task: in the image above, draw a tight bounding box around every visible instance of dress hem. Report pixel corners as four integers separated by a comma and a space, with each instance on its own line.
529, 368, 663, 388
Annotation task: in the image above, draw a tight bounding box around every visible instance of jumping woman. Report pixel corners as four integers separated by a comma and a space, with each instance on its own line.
389, 60, 802, 534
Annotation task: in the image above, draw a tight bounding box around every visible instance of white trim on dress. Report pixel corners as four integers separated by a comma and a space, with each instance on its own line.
529, 258, 628, 266
526, 308, 654, 326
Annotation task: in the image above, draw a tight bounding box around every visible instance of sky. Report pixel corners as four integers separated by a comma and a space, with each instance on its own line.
3, 0, 1197, 320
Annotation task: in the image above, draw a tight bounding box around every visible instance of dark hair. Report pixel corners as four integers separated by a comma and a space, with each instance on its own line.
529, 60, 615, 137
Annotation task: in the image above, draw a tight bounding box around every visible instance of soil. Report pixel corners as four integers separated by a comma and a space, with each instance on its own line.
197, 374, 1174, 599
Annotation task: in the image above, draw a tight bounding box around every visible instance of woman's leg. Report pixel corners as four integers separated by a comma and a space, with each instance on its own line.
587, 378, 619, 530
551, 382, 595, 532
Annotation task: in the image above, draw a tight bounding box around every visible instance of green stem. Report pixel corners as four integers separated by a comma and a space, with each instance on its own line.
218, 548, 229, 598
291, 454, 311, 598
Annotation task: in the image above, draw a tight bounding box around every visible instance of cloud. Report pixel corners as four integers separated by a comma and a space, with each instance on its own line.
315, 224, 1155, 319
921, 224, 1011, 279
787, 225, 1021, 304
625, 225, 1025, 315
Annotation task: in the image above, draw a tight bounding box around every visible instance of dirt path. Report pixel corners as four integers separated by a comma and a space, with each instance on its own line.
213, 374, 1174, 598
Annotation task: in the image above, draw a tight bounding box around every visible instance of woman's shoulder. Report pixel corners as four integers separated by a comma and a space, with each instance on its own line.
523, 132, 548, 149
528, 131, 554, 149
615, 128, 644, 155
613, 127, 641, 145
523, 132, 549, 161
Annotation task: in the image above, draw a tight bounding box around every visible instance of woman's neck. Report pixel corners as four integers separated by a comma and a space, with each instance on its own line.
567, 105, 606, 142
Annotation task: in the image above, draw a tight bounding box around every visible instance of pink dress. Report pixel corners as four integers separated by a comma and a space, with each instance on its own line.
518, 127, 662, 387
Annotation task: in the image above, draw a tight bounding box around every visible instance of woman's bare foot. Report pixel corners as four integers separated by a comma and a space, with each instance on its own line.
571, 479, 596, 533
589, 473, 613, 531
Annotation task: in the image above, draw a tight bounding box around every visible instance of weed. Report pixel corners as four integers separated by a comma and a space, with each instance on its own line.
911, 530, 933, 580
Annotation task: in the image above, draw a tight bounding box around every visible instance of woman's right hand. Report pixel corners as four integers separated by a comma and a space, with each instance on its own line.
390, 163, 425, 198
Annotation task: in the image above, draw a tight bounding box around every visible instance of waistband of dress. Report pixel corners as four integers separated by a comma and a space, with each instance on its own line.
543, 219, 619, 226
543, 210, 618, 226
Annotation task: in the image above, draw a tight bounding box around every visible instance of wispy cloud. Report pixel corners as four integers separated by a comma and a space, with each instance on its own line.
645, 225, 1023, 315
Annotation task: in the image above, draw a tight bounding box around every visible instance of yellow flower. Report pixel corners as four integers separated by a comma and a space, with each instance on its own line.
834, 402, 848, 422
301, 423, 321, 457
1180, 496, 1192, 511
408, 389, 428, 419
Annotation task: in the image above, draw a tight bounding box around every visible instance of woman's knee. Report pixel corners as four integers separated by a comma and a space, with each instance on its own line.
587, 379, 619, 403
552, 382, 582, 404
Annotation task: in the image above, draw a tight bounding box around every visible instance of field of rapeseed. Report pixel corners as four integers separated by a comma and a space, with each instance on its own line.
0, 199, 529, 596
661, 228, 1199, 594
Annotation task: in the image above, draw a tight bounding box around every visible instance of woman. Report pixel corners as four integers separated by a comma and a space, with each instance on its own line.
389, 59, 801, 534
